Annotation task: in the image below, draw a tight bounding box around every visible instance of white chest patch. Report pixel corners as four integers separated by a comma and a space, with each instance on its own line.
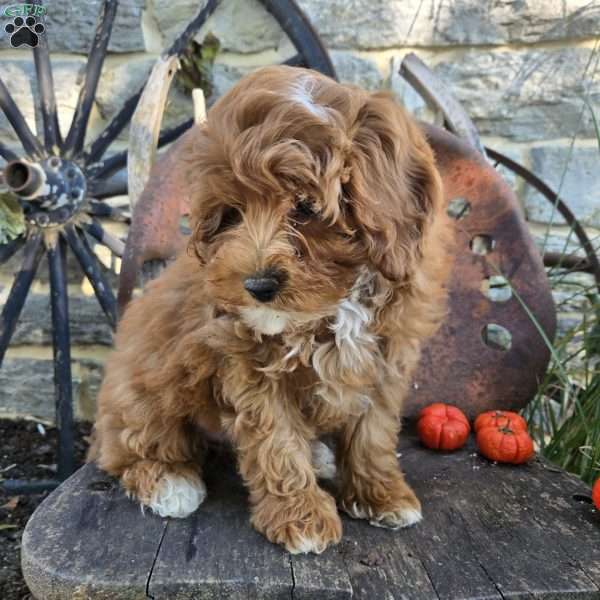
330, 273, 376, 371
309, 271, 379, 414
241, 306, 290, 336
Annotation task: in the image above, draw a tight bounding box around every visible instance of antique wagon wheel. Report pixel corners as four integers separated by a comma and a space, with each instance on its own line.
484, 148, 600, 290
0, 0, 335, 493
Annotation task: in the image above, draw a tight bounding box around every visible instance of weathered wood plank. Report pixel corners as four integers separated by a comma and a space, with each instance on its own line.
332, 440, 503, 600
21, 463, 167, 600
22, 434, 600, 600
290, 545, 353, 599
146, 450, 295, 600
399, 435, 600, 600
494, 463, 600, 596
335, 518, 441, 600
455, 478, 597, 598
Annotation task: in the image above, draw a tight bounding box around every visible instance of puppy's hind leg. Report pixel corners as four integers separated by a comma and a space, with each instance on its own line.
93, 407, 207, 519
122, 458, 206, 518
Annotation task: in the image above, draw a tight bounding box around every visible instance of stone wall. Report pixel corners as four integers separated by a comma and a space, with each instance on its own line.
0, 0, 598, 421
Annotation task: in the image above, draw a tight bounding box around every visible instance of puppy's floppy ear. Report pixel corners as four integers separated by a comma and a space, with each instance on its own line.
344, 92, 443, 282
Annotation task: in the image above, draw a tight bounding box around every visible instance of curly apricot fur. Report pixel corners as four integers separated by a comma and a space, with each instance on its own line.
89, 66, 453, 553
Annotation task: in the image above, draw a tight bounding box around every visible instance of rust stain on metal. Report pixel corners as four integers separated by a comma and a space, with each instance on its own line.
117, 127, 195, 312
408, 125, 556, 419
118, 124, 556, 419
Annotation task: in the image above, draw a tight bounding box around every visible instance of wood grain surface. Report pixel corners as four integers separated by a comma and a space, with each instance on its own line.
22, 434, 600, 599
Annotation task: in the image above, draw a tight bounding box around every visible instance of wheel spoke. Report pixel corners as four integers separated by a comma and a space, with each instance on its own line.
33, 10, 62, 152
86, 150, 126, 181
0, 233, 44, 366
0, 77, 43, 158
86, 200, 131, 224
0, 141, 18, 162
64, 225, 117, 329
165, 0, 221, 56
82, 87, 143, 165
0, 236, 25, 264
158, 118, 194, 148
84, 219, 125, 257
260, 0, 336, 78
82, 0, 219, 165
62, 0, 118, 158
47, 234, 75, 480
87, 169, 127, 198
86, 118, 194, 181
282, 54, 304, 68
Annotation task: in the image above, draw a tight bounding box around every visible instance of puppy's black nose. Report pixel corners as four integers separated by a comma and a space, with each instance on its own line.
244, 271, 283, 303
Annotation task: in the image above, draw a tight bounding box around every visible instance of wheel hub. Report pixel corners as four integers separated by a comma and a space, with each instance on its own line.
5, 157, 87, 228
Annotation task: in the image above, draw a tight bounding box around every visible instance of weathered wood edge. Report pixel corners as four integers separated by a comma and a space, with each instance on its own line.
21, 435, 600, 600
21, 464, 168, 600
127, 54, 179, 210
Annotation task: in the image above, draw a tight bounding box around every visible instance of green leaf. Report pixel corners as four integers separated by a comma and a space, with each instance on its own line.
0, 192, 25, 244
201, 33, 221, 63
176, 34, 221, 98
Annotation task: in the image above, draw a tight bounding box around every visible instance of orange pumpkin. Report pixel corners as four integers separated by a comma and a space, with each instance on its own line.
474, 410, 528, 433
593, 479, 600, 510
476, 425, 534, 464
417, 403, 470, 451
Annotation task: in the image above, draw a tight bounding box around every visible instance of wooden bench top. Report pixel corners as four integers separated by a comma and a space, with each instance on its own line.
22, 433, 600, 599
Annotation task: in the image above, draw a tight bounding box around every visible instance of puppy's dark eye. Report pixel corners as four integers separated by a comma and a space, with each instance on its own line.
290, 198, 318, 224
216, 206, 242, 234
202, 206, 241, 242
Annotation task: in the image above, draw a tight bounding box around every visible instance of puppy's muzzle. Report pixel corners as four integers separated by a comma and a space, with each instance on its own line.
244, 269, 285, 303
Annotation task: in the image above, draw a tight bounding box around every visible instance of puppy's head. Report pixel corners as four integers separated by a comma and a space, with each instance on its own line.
185, 66, 442, 335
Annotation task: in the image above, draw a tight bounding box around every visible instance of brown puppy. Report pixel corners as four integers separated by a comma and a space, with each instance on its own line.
89, 65, 452, 554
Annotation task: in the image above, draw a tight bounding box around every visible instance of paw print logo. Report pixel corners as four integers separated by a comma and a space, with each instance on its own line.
5, 16, 45, 48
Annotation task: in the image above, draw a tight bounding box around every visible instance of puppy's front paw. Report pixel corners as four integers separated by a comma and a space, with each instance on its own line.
368, 504, 422, 530
148, 472, 207, 518
341, 479, 422, 530
123, 461, 207, 519
252, 488, 342, 554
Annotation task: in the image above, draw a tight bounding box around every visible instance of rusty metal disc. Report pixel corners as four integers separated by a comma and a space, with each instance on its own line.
406, 125, 556, 419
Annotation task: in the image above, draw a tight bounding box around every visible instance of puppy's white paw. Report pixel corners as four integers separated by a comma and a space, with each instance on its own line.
369, 507, 422, 530
288, 534, 329, 555
148, 473, 207, 518
311, 440, 337, 480
341, 500, 422, 530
